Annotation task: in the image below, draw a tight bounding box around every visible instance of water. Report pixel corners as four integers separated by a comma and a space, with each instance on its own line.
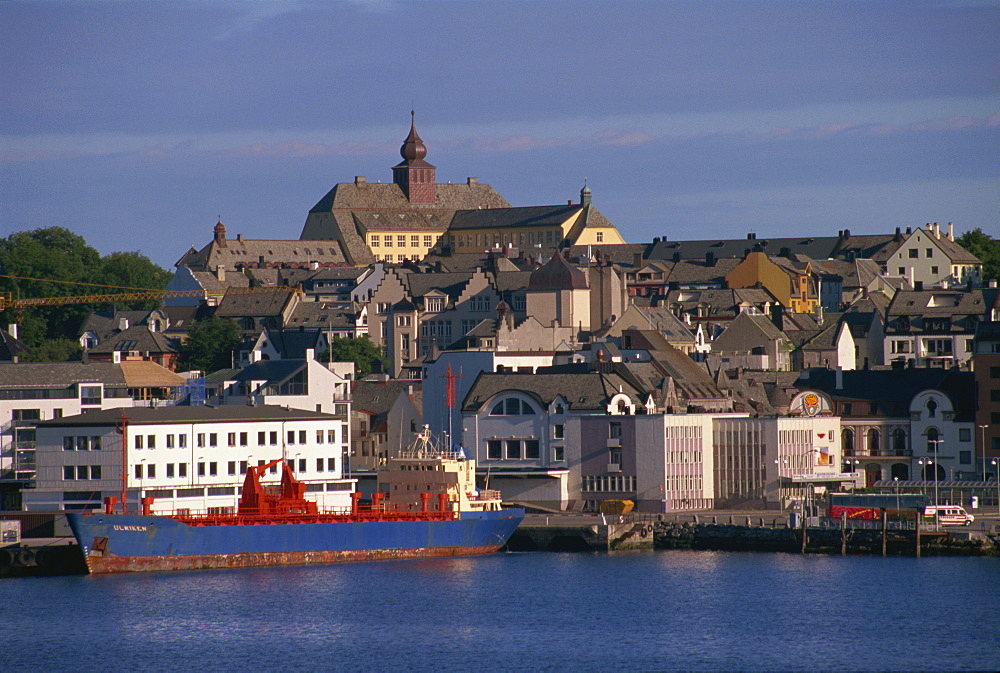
2, 550, 998, 672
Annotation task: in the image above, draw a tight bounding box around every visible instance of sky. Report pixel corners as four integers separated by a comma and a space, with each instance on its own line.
2, 0, 998, 271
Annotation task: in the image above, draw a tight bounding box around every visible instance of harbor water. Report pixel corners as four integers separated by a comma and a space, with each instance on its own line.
2, 550, 998, 672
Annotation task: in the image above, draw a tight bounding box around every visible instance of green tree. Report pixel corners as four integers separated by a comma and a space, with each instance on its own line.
23, 338, 83, 363
326, 336, 388, 378
0, 227, 102, 346
179, 317, 242, 374
956, 228, 1000, 282
0, 228, 171, 346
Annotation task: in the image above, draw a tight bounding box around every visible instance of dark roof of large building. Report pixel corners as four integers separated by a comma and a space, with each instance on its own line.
86, 325, 181, 355
648, 235, 842, 262
38, 404, 337, 427
461, 367, 648, 413
231, 359, 306, 384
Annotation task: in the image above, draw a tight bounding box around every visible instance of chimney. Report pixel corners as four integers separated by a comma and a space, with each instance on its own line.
216, 264, 226, 282
118, 317, 129, 331
989, 279, 998, 289
906, 227, 911, 234
843, 228, 851, 239
672, 251, 681, 263
914, 280, 923, 291
467, 177, 478, 185
237, 233, 244, 242
835, 366, 843, 390
633, 252, 643, 268
933, 222, 941, 239
747, 232, 756, 240
310, 261, 319, 270
706, 251, 716, 267
305, 348, 314, 361
894, 227, 901, 242
7, 323, 16, 340
947, 222, 954, 241
355, 176, 366, 185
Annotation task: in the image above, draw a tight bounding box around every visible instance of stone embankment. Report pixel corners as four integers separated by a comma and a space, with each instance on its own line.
653, 519, 1000, 556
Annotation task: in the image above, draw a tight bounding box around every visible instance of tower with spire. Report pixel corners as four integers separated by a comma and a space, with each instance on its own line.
392, 111, 437, 205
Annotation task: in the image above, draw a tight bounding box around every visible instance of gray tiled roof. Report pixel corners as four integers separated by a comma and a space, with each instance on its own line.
0, 361, 128, 388
649, 236, 841, 261
461, 369, 647, 413
38, 404, 337, 427
86, 325, 181, 355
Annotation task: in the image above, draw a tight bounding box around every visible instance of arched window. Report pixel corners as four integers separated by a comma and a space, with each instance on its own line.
843, 428, 855, 455
892, 428, 907, 455
867, 428, 880, 456
490, 398, 536, 416
926, 427, 940, 454
926, 399, 937, 418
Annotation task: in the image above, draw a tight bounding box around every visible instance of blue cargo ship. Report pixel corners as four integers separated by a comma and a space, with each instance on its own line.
66, 430, 524, 574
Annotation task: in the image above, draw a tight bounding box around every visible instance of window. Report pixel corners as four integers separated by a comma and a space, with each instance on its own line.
553, 445, 564, 461
197, 433, 206, 448
959, 451, 972, 465
64, 466, 75, 480
198, 462, 205, 477
209, 462, 217, 477
487, 439, 502, 460
228, 432, 236, 446
147, 464, 156, 478
554, 424, 564, 439
908, 249, 919, 259
167, 463, 175, 478
91, 465, 101, 479
298, 458, 306, 472
505, 439, 521, 459
930, 266, 939, 275
317, 430, 325, 444
329, 429, 337, 444
370, 236, 380, 248
423, 235, 432, 247
525, 439, 540, 459
490, 398, 536, 416
959, 428, 971, 442
411, 235, 419, 247
596, 232, 604, 243
239, 432, 248, 446
898, 267, 905, 276
384, 235, 392, 248
926, 248, 933, 258
179, 463, 187, 478
135, 465, 143, 479
288, 431, 296, 444
147, 435, 155, 449
135, 435, 144, 449
63, 437, 74, 451
228, 461, 236, 476
209, 433, 217, 447
317, 458, 325, 472
80, 386, 102, 405
166, 434, 175, 448
610, 422, 622, 439
299, 430, 307, 445
270, 431, 278, 445
328, 457, 336, 471
398, 235, 406, 247
91, 436, 101, 450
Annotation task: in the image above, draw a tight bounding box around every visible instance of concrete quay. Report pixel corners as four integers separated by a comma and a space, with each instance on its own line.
507, 513, 655, 552
505, 510, 1000, 556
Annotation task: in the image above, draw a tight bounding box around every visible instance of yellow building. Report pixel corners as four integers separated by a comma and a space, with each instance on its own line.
725, 251, 819, 313
447, 185, 626, 254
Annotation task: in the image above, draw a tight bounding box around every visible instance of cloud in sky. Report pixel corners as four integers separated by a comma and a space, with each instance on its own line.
0, 0, 997, 269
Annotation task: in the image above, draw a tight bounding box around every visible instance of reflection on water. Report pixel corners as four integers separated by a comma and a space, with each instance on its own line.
2, 550, 998, 672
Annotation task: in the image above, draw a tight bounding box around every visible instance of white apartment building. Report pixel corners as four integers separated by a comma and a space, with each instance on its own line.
29, 406, 354, 513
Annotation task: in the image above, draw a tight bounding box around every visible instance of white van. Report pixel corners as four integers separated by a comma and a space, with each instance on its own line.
922, 506, 975, 526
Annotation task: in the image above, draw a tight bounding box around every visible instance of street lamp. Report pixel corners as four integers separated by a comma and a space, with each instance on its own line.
993, 459, 999, 516
917, 459, 933, 496
894, 476, 900, 514
980, 425, 989, 480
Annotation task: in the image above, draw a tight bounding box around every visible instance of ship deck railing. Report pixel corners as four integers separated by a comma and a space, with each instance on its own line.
165, 506, 462, 527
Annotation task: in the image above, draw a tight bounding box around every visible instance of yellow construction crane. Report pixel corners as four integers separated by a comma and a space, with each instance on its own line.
0, 274, 297, 312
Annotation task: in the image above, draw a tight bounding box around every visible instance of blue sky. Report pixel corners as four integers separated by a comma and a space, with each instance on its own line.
2, 0, 998, 270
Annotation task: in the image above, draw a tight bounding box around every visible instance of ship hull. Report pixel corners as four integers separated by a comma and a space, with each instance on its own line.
66, 510, 524, 574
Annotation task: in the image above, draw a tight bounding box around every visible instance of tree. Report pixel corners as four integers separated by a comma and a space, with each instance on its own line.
23, 338, 83, 363
326, 336, 388, 378
0, 227, 171, 346
955, 228, 1000, 282
0, 227, 102, 347
179, 317, 241, 374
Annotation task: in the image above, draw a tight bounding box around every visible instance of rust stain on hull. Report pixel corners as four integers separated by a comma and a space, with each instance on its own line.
85, 546, 504, 574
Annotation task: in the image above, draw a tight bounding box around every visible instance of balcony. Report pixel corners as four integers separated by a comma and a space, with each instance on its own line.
607, 463, 621, 473
606, 437, 621, 448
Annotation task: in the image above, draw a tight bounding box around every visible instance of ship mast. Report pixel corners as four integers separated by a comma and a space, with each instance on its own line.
116, 409, 129, 513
